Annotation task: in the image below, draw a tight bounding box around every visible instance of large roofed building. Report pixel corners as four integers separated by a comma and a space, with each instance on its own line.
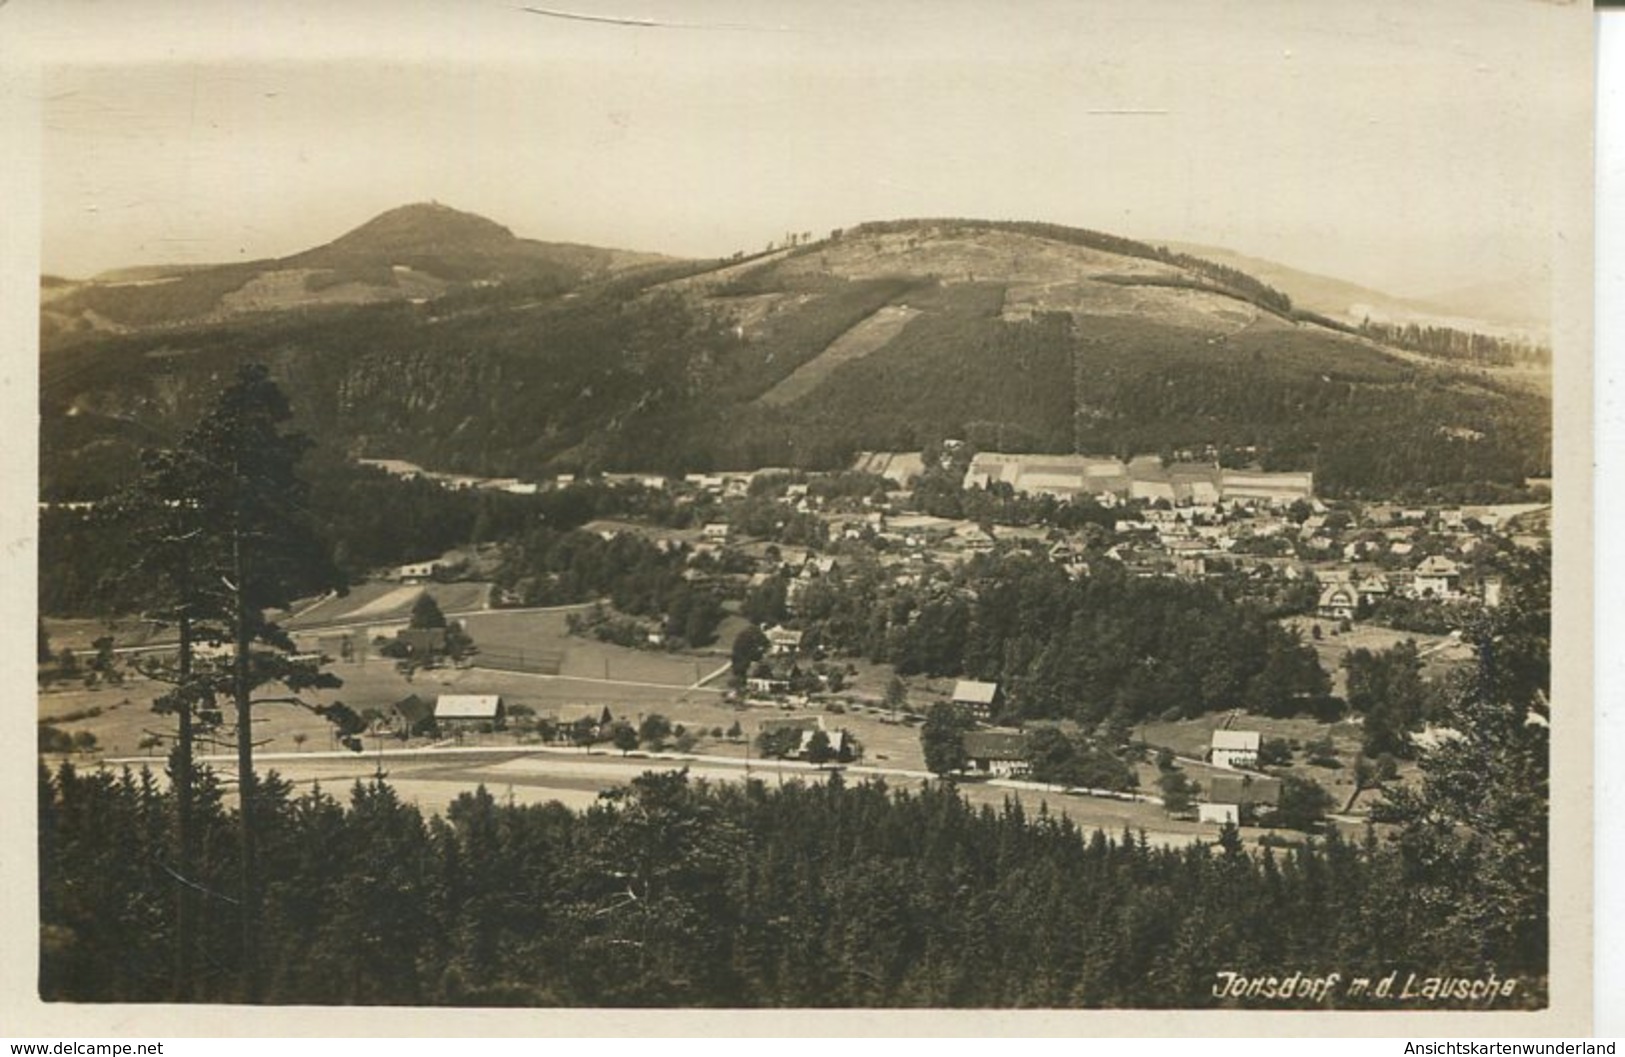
1199, 772, 1283, 825
958, 451, 1312, 506
962, 730, 1031, 777
951, 680, 1002, 721
1210, 729, 1261, 769
1218, 469, 1315, 504
850, 451, 928, 486
435, 694, 506, 730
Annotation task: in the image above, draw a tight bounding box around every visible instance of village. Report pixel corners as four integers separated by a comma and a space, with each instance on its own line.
361, 445, 1545, 610
39, 441, 1547, 848
24, 0, 1578, 1013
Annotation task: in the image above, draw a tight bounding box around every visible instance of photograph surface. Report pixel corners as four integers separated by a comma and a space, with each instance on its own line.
13, 0, 1594, 1031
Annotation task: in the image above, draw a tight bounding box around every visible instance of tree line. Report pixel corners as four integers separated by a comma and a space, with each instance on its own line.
38, 751, 1545, 1008
494, 527, 725, 647
1355, 319, 1550, 369
39, 455, 686, 617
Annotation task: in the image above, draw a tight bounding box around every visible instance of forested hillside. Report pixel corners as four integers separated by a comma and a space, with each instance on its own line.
40, 208, 1551, 500
38, 461, 683, 616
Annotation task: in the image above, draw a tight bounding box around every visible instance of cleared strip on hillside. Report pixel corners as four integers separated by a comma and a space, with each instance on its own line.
754, 303, 921, 407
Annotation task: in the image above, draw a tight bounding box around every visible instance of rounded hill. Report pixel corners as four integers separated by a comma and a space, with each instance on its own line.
317, 202, 521, 257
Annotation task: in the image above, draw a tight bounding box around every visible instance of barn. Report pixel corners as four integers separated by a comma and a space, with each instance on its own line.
962, 731, 1031, 778
1210, 729, 1261, 770
951, 680, 1002, 722
1200, 772, 1283, 826
435, 694, 505, 731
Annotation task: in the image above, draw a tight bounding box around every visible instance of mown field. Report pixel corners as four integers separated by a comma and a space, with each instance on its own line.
1134, 710, 1423, 817
1281, 614, 1472, 696
40, 587, 1417, 843
458, 607, 723, 686
44, 655, 1368, 849
283, 580, 492, 629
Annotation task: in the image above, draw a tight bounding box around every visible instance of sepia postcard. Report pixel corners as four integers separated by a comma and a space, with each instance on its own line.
0, 0, 1597, 1037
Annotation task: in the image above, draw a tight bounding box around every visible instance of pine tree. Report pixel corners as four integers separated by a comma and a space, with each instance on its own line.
109, 442, 236, 1000
1373, 549, 1550, 974
149, 364, 356, 1001
410, 591, 447, 629
920, 702, 973, 777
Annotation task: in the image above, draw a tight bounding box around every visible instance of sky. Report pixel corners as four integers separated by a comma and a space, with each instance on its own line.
10, 0, 1593, 301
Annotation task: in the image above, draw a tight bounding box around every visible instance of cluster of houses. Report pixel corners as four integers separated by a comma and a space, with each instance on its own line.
360, 454, 812, 505
1094, 501, 1522, 602
343, 450, 1541, 828
834, 448, 1536, 592
741, 622, 852, 704
383, 693, 506, 738
369, 445, 1539, 635
943, 680, 1292, 828
958, 722, 1286, 826
1193, 729, 1284, 824
756, 714, 856, 762
1314, 554, 1496, 618
372, 690, 861, 766
362, 445, 1318, 519
820, 474, 1530, 614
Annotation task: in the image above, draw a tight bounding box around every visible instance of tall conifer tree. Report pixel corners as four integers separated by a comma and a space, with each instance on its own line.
128, 364, 362, 1000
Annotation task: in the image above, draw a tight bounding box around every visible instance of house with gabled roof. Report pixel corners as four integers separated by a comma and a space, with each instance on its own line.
387, 694, 436, 737
962, 730, 1031, 777
765, 624, 804, 656
396, 560, 439, 583
396, 627, 447, 658
1356, 573, 1392, 604
1209, 729, 1261, 770
435, 694, 505, 731
1199, 772, 1283, 825
951, 680, 1002, 721
1413, 555, 1462, 600
1317, 582, 1359, 621
799, 726, 850, 762
757, 715, 852, 761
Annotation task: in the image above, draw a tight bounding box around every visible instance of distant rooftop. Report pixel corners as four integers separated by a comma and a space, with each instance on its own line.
436, 694, 503, 719
952, 680, 1000, 705
1211, 729, 1261, 752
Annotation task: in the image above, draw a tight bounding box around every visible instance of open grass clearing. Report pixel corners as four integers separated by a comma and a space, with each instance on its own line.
284, 580, 491, 629
1281, 615, 1472, 696
1136, 712, 1364, 762
459, 607, 720, 685
1134, 711, 1424, 818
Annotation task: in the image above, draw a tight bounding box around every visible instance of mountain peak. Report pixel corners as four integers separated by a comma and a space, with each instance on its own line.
321, 202, 518, 256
